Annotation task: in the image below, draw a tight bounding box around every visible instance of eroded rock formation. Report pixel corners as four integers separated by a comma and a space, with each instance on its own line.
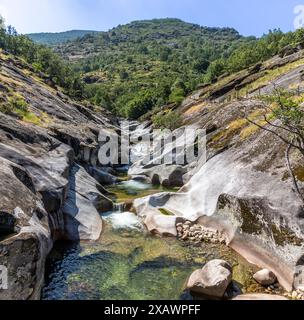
132, 48, 304, 292
0, 51, 116, 299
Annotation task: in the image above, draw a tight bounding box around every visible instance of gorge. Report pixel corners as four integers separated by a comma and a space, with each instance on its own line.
0, 18, 304, 301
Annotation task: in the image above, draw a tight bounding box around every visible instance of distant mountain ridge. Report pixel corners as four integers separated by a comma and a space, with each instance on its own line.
27, 30, 99, 45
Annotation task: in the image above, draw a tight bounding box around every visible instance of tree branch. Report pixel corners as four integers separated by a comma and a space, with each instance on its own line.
285, 139, 304, 204
246, 117, 301, 150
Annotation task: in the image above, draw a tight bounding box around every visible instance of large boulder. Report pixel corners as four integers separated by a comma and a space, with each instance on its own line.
85, 166, 118, 185
130, 164, 187, 188
0, 159, 52, 300
253, 269, 277, 286
186, 260, 232, 299
143, 209, 178, 237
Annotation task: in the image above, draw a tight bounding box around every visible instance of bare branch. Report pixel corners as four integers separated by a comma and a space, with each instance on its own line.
285, 139, 304, 204
246, 117, 301, 150
262, 115, 300, 136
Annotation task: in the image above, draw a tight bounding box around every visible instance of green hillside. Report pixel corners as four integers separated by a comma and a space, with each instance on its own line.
55, 18, 248, 117
3, 17, 304, 119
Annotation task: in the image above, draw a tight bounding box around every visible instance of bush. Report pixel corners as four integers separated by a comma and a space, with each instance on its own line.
152, 110, 183, 130
7, 95, 29, 113
123, 91, 156, 119
169, 88, 185, 104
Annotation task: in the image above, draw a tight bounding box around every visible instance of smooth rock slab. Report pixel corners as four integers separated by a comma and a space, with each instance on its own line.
63, 165, 112, 241
253, 269, 277, 286
187, 259, 232, 299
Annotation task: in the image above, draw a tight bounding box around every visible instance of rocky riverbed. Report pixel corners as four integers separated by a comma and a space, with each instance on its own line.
1, 47, 304, 300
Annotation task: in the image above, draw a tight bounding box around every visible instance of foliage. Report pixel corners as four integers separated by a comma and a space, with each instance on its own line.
270, 94, 304, 127
152, 110, 183, 130
0, 16, 84, 99
4, 16, 304, 120
53, 20, 304, 118
204, 28, 304, 82
122, 91, 157, 119
54, 18, 245, 117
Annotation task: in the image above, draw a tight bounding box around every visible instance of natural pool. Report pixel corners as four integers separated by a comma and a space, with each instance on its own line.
42, 179, 261, 300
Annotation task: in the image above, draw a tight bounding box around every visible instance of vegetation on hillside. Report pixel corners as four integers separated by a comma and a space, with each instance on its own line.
0, 16, 83, 98
51, 19, 304, 119
55, 19, 246, 118
4, 16, 304, 122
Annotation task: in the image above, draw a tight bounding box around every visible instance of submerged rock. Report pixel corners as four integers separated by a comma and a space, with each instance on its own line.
186, 260, 232, 299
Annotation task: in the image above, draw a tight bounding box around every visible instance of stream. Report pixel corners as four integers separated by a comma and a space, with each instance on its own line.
41, 168, 264, 300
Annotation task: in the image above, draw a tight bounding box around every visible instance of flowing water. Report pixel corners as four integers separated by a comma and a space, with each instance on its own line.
42, 177, 261, 300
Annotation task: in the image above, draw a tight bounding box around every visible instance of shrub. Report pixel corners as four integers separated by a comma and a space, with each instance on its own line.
169, 88, 185, 105
152, 110, 183, 130
8, 95, 29, 112
123, 91, 156, 119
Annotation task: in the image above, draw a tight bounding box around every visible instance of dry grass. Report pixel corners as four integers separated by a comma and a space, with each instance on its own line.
184, 102, 207, 115
239, 58, 304, 96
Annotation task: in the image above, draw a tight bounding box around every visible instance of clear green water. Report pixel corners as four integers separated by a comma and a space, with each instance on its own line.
42, 179, 260, 300
43, 222, 259, 300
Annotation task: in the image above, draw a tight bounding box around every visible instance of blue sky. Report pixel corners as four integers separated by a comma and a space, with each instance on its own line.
0, 0, 302, 36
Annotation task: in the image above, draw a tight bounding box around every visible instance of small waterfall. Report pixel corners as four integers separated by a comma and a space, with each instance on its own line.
113, 202, 125, 213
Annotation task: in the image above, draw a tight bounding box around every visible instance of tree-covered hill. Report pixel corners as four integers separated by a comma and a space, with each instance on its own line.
54, 18, 249, 117
4, 17, 304, 120
27, 30, 99, 45
54, 18, 303, 119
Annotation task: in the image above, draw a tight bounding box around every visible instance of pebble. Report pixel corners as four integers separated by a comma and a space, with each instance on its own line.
176, 221, 225, 244
292, 291, 298, 300
284, 290, 304, 300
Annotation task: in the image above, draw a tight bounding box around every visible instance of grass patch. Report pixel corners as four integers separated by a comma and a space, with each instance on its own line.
152, 110, 183, 130
184, 102, 207, 115
0, 93, 45, 126
240, 121, 265, 140
211, 118, 248, 147
239, 58, 304, 96
294, 166, 304, 182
